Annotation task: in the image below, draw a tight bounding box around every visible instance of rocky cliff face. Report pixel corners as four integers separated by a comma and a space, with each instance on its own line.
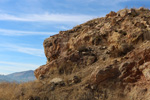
34, 8, 150, 100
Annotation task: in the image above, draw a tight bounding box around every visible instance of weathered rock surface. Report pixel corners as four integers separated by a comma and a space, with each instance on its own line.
91, 64, 119, 84
33, 8, 150, 100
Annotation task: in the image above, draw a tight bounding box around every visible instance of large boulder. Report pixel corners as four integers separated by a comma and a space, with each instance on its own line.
90, 64, 119, 84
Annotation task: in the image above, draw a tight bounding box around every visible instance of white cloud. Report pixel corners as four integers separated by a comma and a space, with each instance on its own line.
0, 13, 95, 23
0, 28, 57, 36
89, 0, 134, 6
0, 43, 44, 57
113, 0, 133, 4
0, 61, 39, 69
56, 26, 70, 30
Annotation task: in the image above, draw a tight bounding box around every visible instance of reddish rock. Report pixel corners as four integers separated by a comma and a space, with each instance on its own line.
91, 64, 119, 84
106, 11, 117, 18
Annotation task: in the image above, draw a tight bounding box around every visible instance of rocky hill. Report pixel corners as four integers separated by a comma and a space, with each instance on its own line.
34, 7, 150, 100
0, 7, 150, 100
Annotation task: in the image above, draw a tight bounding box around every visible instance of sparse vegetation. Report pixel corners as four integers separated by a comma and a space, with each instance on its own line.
0, 81, 39, 100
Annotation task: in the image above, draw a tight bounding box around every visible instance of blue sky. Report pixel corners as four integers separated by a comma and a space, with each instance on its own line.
0, 0, 149, 74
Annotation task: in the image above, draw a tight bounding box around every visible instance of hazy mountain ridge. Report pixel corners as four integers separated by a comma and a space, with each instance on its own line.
0, 70, 35, 82
0, 75, 14, 82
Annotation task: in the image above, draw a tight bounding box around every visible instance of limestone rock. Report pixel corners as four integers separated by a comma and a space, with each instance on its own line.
139, 62, 150, 80
50, 78, 63, 84
117, 9, 128, 17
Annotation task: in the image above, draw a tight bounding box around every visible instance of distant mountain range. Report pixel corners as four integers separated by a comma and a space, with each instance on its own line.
0, 70, 35, 83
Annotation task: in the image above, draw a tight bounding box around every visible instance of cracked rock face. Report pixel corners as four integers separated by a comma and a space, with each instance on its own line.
34, 8, 150, 100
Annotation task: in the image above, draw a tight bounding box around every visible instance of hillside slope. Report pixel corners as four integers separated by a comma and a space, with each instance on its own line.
7, 70, 35, 82
34, 7, 150, 100
0, 75, 14, 82
0, 70, 35, 83
0, 7, 150, 100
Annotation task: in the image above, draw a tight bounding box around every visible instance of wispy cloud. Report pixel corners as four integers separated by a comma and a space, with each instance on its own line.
0, 43, 44, 57
0, 13, 95, 23
87, 0, 135, 6
55, 26, 70, 30
113, 0, 134, 4
0, 61, 39, 69
0, 28, 57, 36
0, 61, 39, 74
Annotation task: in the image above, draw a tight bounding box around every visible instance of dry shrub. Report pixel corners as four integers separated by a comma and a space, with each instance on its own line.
0, 81, 43, 100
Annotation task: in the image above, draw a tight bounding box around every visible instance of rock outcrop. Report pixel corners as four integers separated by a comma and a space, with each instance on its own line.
33, 8, 150, 100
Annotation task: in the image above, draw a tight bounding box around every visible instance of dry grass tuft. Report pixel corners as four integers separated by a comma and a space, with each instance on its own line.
0, 81, 44, 100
